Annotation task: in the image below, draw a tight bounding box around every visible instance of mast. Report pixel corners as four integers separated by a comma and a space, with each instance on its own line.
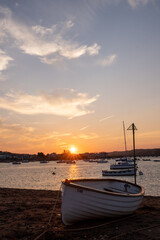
127, 123, 137, 184
123, 121, 127, 154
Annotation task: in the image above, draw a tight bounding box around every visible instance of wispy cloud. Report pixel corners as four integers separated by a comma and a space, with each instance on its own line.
0, 49, 13, 80
80, 126, 89, 131
99, 115, 115, 122
32, 25, 55, 37
76, 133, 99, 140
97, 54, 117, 67
89, 0, 151, 9
0, 119, 34, 135
0, 89, 99, 118
0, 6, 100, 64
138, 130, 160, 138
25, 131, 71, 143
127, 0, 149, 8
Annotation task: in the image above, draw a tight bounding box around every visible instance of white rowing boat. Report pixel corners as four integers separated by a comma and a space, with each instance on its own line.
61, 178, 144, 225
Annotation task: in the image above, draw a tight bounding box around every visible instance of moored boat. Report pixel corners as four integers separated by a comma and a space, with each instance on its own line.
61, 178, 144, 225
139, 171, 143, 175
96, 159, 108, 163
102, 169, 135, 176
115, 158, 134, 163
56, 160, 66, 163
12, 161, 21, 165
110, 161, 135, 169
40, 160, 48, 163
66, 160, 76, 164
22, 160, 29, 163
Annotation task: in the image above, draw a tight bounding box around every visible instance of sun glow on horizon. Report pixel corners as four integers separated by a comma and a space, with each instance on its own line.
69, 146, 77, 154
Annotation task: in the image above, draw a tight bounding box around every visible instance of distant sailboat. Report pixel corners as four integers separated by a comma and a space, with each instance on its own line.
110, 122, 134, 171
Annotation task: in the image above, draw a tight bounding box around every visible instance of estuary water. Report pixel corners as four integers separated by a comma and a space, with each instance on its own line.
0, 157, 160, 196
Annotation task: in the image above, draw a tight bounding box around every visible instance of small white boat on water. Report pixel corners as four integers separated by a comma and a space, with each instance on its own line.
96, 159, 108, 163
102, 169, 135, 176
56, 160, 66, 163
110, 161, 135, 170
116, 158, 134, 163
40, 160, 48, 163
61, 178, 144, 225
66, 160, 76, 164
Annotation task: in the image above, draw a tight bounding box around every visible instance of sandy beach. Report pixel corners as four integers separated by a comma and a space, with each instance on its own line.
0, 188, 160, 240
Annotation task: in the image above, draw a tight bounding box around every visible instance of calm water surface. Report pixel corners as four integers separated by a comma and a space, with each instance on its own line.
0, 157, 160, 196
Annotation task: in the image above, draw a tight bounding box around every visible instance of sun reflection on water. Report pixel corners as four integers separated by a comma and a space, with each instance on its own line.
68, 164, 78, 179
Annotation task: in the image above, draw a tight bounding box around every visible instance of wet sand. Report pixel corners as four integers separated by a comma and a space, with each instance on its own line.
0, 188, 160, 240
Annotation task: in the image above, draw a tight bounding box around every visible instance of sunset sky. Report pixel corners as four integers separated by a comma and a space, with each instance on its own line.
0, 0, 160, 154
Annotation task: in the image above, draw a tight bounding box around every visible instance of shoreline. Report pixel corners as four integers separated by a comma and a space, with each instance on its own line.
0, 188, 160, 239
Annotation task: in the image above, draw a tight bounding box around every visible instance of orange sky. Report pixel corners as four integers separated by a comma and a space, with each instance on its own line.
0, 1, 160, 154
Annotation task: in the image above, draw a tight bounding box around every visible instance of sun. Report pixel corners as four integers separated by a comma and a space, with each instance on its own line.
70, 146, 77, 154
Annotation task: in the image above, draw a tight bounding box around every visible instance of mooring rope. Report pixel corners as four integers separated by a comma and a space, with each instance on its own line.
48, 183, 62, 227
34, 183, 62, 240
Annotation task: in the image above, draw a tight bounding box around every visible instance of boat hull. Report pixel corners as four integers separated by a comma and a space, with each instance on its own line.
61, 178, 144, 225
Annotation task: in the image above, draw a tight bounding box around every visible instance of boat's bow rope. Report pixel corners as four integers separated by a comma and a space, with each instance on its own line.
48, 183, 62, 227
34, 183, 62, 240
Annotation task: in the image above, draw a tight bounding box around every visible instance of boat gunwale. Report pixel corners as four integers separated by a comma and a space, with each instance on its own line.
62, 178, 144, 197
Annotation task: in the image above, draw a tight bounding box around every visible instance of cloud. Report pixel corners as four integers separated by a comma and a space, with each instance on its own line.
80, 126, 89, 131
138, 130, 160, 138
0, 119, 34, 135
75, 133, 99, 140
97, 54, 117, 67
0, 6, 100, 63
25, 131, 71, 143
87, 0, 151, 9
0, 119, 72, 153
0, 89, 99, 118
0, 49, 13, 71
32, 25, 55, 36
87, 43, 101, 56
99, 115, 115, 122
40, 56, 61, 64
0, 49, 13, 80
127, 0, 149, 8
